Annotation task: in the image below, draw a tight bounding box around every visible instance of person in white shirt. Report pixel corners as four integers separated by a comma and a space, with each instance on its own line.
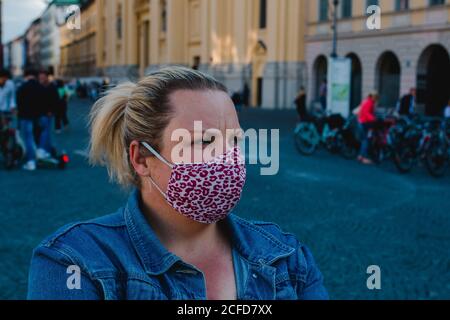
444, 99, 450, 119
0, 69, 16, 115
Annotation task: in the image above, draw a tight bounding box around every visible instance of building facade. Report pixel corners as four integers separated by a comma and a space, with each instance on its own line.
59, 0, 97, 77
56, 0, 450, 112
306, 0, 450, 116
7, 36, 26, 77
40, 2, 62, 75
25, 18, 42, 71
93, 0, 307, 109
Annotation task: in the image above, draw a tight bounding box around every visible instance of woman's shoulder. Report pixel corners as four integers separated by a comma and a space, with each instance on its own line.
38, 211, 126, 248
31, 210, 131, 273
231, 215, 303, 249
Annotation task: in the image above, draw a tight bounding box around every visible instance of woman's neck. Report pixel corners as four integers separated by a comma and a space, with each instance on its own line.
140, 189, 226, 257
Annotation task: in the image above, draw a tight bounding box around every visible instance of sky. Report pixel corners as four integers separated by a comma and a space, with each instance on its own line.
2, 0, 48, 43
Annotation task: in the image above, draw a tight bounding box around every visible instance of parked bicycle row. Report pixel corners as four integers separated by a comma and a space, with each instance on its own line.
294, 93, 450, 178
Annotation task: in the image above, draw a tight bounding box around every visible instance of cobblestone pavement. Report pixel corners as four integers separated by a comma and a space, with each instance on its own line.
0, 99, 449, 300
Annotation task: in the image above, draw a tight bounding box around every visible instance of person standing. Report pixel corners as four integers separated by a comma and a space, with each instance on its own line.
55, 79, 70, 134
0, 69, 16, 116
357, 92, 379, 165
37, 70, 59, 158
16, 69, 41, 171
319, 79, 327, 111
397, 88, 416, 117
294, 87, 307, 122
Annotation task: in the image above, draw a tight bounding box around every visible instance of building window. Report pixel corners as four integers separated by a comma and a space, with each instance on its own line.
429, 0, 445, 6
395, 0, 409, 10
259, 0, 267, 29
365, 0, 379, 15
366, 0, 379, 8
161, 0, 167, 33
116, 4, 122, 39
341, 0, 352, 18
319, 0, 329, 21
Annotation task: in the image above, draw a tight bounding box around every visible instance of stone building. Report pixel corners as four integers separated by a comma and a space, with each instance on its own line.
57, 0, 449, 112
92, 0, 307, 109
59, 0, 97, 78
25, 18, 42, 71
306, 0, 450, 116
40, 1, 64, 76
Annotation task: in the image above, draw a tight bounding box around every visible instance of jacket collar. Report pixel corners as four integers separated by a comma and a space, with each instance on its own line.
124, 190, 295, 275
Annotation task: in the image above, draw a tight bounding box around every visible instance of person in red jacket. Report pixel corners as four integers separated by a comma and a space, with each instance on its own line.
357, 92, 379, 165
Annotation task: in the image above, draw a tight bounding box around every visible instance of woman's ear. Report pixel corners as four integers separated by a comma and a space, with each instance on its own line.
129, 140, 152, 177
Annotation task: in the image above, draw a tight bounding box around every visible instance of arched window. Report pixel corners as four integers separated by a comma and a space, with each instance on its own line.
346, 53, 363, 110
313, 55, 328, 101
376, 51, 401, 109
417, 44, 450, 116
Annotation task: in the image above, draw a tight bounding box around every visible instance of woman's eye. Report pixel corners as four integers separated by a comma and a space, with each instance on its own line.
203, 136, 216, 145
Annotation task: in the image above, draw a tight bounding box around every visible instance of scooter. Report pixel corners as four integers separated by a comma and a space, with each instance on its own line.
37, 147, 70, 170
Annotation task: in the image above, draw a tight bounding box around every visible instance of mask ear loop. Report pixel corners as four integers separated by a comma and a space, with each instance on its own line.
140, 141, 174, 198
141, 142, 174, 169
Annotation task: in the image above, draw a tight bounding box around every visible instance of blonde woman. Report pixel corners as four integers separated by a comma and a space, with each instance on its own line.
27, 67, 328, 300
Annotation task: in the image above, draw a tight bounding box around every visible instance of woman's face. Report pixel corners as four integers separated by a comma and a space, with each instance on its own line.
133, 89, 242, 196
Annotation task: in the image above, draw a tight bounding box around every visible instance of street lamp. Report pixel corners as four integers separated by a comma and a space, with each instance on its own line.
331, 0, 339, 58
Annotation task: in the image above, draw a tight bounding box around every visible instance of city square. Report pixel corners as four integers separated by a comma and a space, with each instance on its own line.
0, 0, 449, 302
1, 98, 450, 299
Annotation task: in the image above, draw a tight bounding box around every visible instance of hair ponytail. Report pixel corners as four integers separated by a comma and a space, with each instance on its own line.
89, 82, 136, 187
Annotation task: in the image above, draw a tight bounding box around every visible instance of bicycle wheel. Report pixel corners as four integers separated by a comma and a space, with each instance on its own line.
425, 142, 448, 178
393, 146, 415, 173
294, 123, 318, 156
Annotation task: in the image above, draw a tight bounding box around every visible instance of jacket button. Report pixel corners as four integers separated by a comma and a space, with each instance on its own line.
252, 273, 258, 279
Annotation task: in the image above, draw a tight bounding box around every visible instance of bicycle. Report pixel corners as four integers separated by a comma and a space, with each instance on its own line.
366, 116, 397, 164
294, 111, 345, 156
393, 117, 448, 177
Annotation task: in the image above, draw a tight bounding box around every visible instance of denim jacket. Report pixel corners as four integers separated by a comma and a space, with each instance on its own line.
27, 190, 328, 300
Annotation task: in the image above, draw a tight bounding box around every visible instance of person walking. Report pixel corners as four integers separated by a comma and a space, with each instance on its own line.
54, 79, 70, 134
357, 92, 379, 165
37, 70, 59, 158
16, 69, 42, 171
294, 86, 307, 122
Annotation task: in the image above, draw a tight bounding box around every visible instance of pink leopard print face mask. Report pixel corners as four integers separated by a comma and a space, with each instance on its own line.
141, 142, 246, 224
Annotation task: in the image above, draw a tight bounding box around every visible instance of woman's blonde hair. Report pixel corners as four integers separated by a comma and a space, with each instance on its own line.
89, 66, 228, 188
